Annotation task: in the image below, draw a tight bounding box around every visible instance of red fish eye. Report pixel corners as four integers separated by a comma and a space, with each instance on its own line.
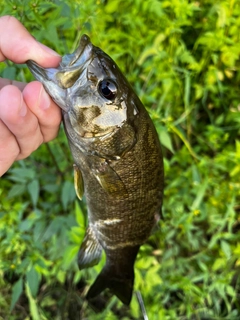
98, 79, 117, 100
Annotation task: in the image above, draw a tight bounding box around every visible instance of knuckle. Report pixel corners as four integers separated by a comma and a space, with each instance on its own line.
43, 128, 59, 143
0, 137, 20, 161
18, 133, 44, 160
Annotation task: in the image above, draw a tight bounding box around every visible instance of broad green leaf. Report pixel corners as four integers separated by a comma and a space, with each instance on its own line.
61, 180, 75, 210
19, 219, 35, 232
158, 129, 174, 153
75, 201, 85, 227
8, 184, 26, 199
62, 245, 79, 269
191, 180, 208, 210
10, 277, 23, 311
212, 258, 226, 272
9, 168, 35, 181
226, 285, 236, 298
2, 66, 16, 80
25, 282, 41, 320
26, 267, 40, 298
27, 179, 40, 207
221, 240, 231, 259
43, 184, 59, 193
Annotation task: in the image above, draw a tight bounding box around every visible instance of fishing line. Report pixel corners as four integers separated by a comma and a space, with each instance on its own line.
135, 290, 149, 320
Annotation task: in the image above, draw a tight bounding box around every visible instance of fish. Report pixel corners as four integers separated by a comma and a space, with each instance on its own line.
27, 34, 164, 305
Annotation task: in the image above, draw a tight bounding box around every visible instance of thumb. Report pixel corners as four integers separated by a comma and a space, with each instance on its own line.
0, 16, 61, 67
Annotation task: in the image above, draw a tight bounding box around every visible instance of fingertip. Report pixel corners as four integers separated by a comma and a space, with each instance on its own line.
23, 81, 62, 130
22, 81, 43, 107
0, 85, 25, 120
37, 42, 61, 58
33, 42, 61, 67
0, 15, 61, 66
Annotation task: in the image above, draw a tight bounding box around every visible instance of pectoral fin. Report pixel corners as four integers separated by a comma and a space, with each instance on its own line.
94, 163, 128, 198
78, 227, 102, 269
73, 164, 84, 200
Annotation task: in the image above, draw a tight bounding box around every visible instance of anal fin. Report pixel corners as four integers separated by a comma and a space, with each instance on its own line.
78, 227, 102, 269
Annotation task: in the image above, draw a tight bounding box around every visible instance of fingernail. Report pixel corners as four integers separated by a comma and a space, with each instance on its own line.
39, 85, 51, 110
19, 96, 27, 117
38, 42, 61, 57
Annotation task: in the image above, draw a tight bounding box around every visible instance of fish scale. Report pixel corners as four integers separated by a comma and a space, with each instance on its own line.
27, 34, 164, 305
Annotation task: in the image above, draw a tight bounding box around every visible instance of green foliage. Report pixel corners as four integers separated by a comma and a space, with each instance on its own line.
1, 0, 240, 319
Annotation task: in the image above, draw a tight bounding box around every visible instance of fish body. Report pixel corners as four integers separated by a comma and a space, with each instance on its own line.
27, 35, 164, 305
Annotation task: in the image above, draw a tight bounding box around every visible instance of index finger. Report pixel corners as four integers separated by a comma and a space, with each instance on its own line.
0, 15, 61, 67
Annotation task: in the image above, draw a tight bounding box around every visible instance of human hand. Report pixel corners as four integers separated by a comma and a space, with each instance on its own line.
0, 15, 62, 177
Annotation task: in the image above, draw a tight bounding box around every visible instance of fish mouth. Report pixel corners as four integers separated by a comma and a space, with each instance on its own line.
61, 34, 93, 69
27, 34, 93, 111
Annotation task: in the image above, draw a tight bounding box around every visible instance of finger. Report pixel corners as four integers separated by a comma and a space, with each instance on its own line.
0, 16, 61, 66
0, 119, 20, 176
23, 81, 62, 142
0, 85, 44, 160
0, 77, 26, 91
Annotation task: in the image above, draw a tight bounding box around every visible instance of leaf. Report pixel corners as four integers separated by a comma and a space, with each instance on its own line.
226, 285, 235, 298
61, 180, 75, 210
62, 245, 79, 269
25, 282, 41, 320
8, 184, 26, 199
26, 267, 40, 298
169, 124, 199, 159
105, 0, 121, 14
43, 184, 59, 193
158, 129, 174, 153
19, 219, 35, 232
221, 240, 231, 259
137, 46, 158, 65
212, 258, 226, 271
10, 277, 23, 311
191, 180, 208, 210
184, 72, 191, 108
27, 179, 40, 207
9, 168, 35, 181
198, 261, 208, 272
2, 66, 16, 80
75, 201, 85, 227
42, 217, 63, 240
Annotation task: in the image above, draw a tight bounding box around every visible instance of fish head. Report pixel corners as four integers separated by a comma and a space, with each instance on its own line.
27, 35, 136, 138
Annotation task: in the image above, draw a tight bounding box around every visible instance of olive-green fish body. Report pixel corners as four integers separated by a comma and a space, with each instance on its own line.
27, 35, 164, 305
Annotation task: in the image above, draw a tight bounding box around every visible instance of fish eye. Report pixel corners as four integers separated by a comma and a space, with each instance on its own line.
98, 79, 117, 100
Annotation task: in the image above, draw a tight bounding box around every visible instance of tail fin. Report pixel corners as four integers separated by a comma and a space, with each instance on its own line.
86, 263, 134, 305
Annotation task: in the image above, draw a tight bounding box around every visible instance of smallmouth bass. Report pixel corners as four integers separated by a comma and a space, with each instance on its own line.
27, 35, 164, 305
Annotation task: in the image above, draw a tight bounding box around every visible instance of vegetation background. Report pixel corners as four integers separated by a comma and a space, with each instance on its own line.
0, 0, 240, 319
